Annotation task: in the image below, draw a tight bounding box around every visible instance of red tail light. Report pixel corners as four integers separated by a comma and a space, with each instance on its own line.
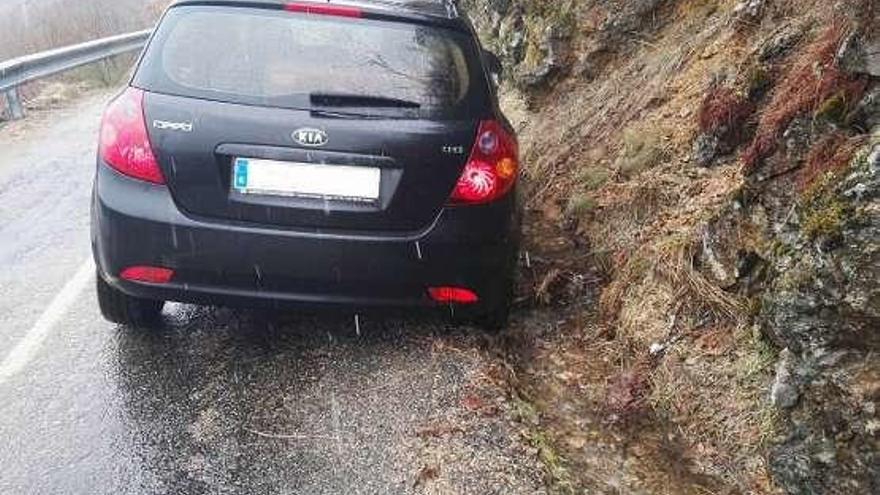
284, 2, 362, 17
120, 266, 175, 284
99, 87, 164, 184
428, 287, 480, 304
449, 120, 519, 205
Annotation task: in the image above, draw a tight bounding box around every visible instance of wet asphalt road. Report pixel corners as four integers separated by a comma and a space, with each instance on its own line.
0, 92, 544, 494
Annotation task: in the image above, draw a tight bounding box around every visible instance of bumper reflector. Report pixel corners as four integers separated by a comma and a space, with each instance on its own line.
120, 266, 175, 284
428, 287, 479, 304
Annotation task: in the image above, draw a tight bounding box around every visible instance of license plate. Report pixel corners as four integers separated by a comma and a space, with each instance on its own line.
232, 158, 381, 202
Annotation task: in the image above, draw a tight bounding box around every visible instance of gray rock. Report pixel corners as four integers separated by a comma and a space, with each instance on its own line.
516, 26, 566, 89
600, 0, 666, 37
850, 86, 880, 132
837, 34, 880, 78
692, 133, 721, 167
782, 118, 814, 157
771, 349, 803, 409
768, 355, 880, 495
733, 0, 766, 20
759, 25, 805, 62
869, 144, 880, 170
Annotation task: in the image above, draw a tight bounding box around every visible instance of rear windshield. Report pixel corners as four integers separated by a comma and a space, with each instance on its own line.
133, 6, 487, 117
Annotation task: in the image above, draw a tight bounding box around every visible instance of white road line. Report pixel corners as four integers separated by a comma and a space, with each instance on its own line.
0, 258, 95, 385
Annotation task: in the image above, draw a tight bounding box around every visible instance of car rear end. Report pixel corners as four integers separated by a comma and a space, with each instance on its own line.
91, 0, 521, 326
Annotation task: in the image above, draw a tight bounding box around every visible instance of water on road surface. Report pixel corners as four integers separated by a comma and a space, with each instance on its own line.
0, 91, 544, 494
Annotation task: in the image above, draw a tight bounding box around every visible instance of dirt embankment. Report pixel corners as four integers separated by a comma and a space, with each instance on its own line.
467, 0, 880, 493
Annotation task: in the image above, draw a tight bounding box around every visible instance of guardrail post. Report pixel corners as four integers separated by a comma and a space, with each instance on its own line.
4, 87, 24, 120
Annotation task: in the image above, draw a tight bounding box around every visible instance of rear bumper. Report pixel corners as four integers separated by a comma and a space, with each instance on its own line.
91, 164, 520, 312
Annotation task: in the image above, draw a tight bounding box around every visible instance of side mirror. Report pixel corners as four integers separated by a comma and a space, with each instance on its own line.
483, 50, 503, 86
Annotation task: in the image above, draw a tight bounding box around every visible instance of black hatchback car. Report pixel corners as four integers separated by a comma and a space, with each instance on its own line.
91, 0, 521, 329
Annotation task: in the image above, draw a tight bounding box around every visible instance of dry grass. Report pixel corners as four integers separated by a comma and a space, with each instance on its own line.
602, 233, 746, 327
651, 234, 747, 321
613, 127, 672, 178
565, 193, 598, 218
649, 324, 779, 490
742, 22, 869, 172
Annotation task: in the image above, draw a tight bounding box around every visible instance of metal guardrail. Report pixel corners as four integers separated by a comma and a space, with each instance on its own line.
0, 29, 151, 120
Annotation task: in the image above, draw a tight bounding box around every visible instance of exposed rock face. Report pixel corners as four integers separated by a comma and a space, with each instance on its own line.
762, 145, 880, 353
770, 349, 805, 410
733, 0, 766, 21
851, 85, 880, 132
770, 351, 880, 495
693, 133, 722, 167
461, 0, 672, 90
760, 142, 880, 493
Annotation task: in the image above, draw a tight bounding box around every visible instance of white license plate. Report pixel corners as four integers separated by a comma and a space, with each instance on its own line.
232, 158, 381, 202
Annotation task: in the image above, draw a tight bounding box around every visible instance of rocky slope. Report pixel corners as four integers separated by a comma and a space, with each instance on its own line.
463, 0, 880, 493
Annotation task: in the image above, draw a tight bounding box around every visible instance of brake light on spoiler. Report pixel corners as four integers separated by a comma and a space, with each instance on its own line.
284, 2, 362, 17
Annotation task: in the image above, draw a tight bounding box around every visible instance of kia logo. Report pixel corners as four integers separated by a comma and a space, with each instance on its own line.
292, 128, 328, 147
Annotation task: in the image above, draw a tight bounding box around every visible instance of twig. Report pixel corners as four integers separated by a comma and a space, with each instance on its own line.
758, 163, 803, 183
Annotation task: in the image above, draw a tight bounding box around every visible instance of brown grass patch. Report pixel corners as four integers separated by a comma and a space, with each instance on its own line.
742, 22, 869, 173
603, 234, 746, 323
698, 86, 755, 139
797, 133, 862, 191
653, 235, 747, 320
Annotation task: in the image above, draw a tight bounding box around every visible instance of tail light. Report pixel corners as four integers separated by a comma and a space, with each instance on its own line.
428, 286, 480, 304
120, 266, 175, 284
99, 87, 164, 184
449, 120, 519, 205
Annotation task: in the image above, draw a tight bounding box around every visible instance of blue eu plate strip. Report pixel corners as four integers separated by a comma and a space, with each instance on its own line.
234, 159, 249, 189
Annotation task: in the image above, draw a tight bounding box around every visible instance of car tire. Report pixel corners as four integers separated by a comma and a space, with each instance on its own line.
96, 274, 164, 328
473, 272, 514, 333
476, 297, 511, 333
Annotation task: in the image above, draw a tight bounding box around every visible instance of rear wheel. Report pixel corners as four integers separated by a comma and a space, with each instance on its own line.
474, 296, 511, 333
460, 274, 514, 333
96, 274, 164, 328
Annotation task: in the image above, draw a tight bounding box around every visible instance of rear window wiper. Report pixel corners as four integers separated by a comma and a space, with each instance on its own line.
309, 92, 421, 109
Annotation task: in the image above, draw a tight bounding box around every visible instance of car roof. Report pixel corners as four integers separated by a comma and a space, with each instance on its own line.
170, 0, 461, 20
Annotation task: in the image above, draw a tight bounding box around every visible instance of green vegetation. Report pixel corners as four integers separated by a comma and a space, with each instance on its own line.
576, 167, 612, 191
512, 395, 574, 493
566, 194, 598, 217
613, 128, 669, 178
801, 199, 847, 239
813, 91, 848, 123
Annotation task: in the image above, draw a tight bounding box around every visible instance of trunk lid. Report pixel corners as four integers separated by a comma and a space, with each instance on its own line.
144, 93, 477, 231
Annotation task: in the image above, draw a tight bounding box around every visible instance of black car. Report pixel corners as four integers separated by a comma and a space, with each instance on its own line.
91, 0, 521, 330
